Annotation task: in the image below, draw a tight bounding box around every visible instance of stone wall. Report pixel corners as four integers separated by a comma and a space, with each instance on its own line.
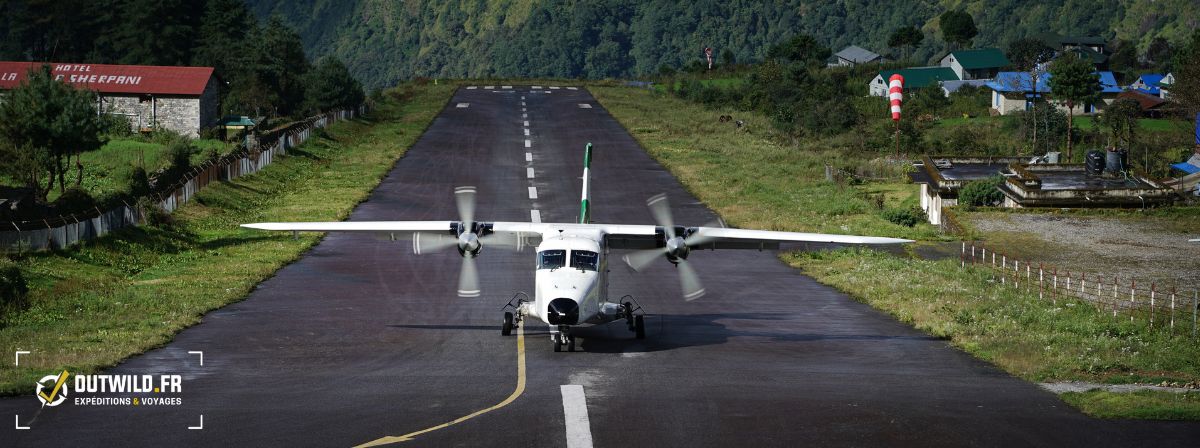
97, 80, 219, 138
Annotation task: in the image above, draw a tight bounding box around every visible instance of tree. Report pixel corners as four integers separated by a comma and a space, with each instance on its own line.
304, 57, 365, 113
1169, 30, 1200, 118
1048, 52, 1100, 160
887, 25, 924, 61
767, 34, 830, 66
939, 10, 978, 50
1007, 38, 1055, 72
720, 48, 735, 67
0, 65, 103, 202
259, 16, 311, 116
1106, 39, 1140, 80
192, 0, 259, 80
1145, 37, 1174, 74
1096, 98, 1142, 168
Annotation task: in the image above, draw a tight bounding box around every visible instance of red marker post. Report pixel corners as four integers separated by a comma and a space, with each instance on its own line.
888, 74, 904, 156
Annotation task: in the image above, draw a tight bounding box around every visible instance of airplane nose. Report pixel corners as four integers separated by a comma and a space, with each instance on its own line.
547, 298, 579, 325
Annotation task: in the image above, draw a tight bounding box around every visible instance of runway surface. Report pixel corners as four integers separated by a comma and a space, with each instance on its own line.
3, 85, 1199, 447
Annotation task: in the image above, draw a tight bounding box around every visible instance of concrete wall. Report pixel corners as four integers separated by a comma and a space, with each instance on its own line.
991, 91, 1117, 116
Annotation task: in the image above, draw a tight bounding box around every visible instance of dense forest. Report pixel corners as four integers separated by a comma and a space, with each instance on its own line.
245, 0, 1199, 88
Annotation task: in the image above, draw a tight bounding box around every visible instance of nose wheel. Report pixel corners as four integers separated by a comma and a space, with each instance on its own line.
553, 325, 576, 352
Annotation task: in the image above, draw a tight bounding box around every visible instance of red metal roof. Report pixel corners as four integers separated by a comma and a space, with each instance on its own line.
0, 62, 214, 96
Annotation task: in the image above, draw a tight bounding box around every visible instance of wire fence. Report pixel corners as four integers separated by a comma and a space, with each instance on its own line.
1, 107, 365, 253
960, 241, 1200, 339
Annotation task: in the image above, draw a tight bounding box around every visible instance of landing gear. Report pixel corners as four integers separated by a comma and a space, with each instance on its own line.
634, 315, 645, 340
622, 299, 646, 340
553, 325, 576, 352
501, 312, 514, 336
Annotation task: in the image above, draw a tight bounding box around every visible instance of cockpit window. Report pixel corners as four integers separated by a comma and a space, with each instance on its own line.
537, 250, 566, 270
570, 250, 599, 271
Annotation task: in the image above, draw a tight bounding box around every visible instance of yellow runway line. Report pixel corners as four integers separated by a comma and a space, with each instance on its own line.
354, 323, 527, 447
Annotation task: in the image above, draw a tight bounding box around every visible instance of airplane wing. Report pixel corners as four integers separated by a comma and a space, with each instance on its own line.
594, 224, 911, 250
241, 221, 453, 233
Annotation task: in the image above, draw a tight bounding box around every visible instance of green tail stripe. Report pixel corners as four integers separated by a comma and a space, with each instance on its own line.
579, 199, 590, 224
583, 143, 592, 168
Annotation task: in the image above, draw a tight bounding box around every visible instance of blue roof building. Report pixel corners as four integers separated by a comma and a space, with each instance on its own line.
1129, 74, 1165, 96
986, 71, 1123, 115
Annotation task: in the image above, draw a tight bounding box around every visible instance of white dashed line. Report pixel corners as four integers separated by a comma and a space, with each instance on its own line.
578, 104, 592, 109
533, 85, 543, 89
466, 86, 477, 90
528, 187, 538, 199
484, 85, 495, 89
521, 96, 525, 100
525, 139, 532, 148
567, 87, 578, 90
525, 152, 533, 162
527, 167, 535, 178
522, 113, 528, 119
456, 103, 469, 108
521, 101, 526, 106
523, 120, 529, 127
531, 210, 541, 223
524, 128, 530, 136
502, 85, 512, 89
560, 385, 594, 448
522, 107, 527, 112
550, 86, 561, 90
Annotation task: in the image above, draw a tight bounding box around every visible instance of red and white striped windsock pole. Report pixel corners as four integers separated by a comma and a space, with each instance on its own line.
888, 74, 904, 156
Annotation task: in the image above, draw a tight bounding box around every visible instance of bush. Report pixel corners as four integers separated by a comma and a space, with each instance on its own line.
98, 113, 133, 137
54, 187, 97, 213
127, 166, 150, 198
881, 206, 925, 227
137, 196, 173, 227
0, 261, 29, 323
166, 138, 197, 172
959, 176, 1005, 209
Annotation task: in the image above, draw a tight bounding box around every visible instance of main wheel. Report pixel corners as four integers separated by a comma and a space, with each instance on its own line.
567, 336, 576, 352
634, 315, 645, 340
554, 340, 562, 352
501, 312, 514, 336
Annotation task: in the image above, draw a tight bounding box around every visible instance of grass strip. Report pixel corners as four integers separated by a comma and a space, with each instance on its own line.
0, 84, 454, 394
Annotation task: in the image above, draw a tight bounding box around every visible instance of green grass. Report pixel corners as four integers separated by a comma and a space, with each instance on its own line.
589, 86, 940, 241
652, 77, 746, 93
1060, 390, 1200, 420
0, 83, 454, 395
1072, 116, 1181, 132
593, 85, 1200, 420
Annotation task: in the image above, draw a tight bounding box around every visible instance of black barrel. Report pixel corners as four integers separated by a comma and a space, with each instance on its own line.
1085, 150, 1105, 175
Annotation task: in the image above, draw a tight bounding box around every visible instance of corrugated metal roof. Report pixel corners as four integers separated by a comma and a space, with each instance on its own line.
0, 62, 214, 96
835, 45, 882, 64
877, 67, 959, 89
987, 71, 1121, 94
947, 48, 1010, 70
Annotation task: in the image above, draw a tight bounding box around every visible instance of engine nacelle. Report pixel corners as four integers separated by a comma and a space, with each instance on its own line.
451, 222, 492, 258
664, 236, 689, 264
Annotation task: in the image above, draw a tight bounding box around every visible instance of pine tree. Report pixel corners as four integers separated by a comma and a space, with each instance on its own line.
1048, 51, 1100, 160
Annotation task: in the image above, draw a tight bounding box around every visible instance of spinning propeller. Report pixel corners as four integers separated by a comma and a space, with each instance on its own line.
410, 186, 496, 298
623, 194, 714, 300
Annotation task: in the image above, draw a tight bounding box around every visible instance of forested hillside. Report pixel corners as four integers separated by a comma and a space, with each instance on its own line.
247, 0, 1199, 88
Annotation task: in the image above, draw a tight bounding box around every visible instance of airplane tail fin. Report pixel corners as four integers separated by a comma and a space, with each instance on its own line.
579, 143, 592, 224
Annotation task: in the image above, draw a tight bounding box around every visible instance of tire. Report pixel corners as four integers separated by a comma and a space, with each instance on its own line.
567, 337, 576, 352
502, 312, 514, 336
634, 315, 645, 340
554, 340, 562, 352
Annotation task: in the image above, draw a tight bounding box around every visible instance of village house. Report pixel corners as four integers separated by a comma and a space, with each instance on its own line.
869, 66, 958, 96
1158, 73, 1174, 99
985, 71, 1122, 115
939, 48, 1010, 80
829, 45, 886, 67
0, 62, 219, 138
1129, 74, 1165, 96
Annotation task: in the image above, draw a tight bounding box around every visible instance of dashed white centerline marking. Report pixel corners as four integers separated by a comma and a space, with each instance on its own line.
525, 152, 533, 162
522, 107, 527, 112
560, 385, 594, 448
578, 104, 592, 109
525, 139, 532, 148
521, 101, 526, 106
527, 167, 535, 178
524, 128, 530, 136
533, 85, 543, 89
502, 85, 512, 89
523, 120, 529, 127
467, 86, 478, 90
522, 113, 528, 119
550, 86, 561, 90
531, 210, 541, 223
484, 85, 495, 89
456, 103, 469, 108
528, 187, 538, 199
521, 96, 525, 100
567, 87, 578, 90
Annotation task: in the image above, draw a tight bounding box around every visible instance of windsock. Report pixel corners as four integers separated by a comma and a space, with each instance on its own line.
888, 74, 904, 122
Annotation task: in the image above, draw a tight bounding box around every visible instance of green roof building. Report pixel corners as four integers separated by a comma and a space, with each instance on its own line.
869, 67, 959, 96
940, 48, 1010, 80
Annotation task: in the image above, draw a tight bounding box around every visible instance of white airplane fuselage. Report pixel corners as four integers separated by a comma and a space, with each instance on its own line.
524, 227, 624, 329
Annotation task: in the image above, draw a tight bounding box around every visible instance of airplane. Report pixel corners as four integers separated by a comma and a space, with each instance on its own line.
243, 143, 912, 352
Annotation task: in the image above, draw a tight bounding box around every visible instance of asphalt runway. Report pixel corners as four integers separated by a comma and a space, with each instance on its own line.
3, 85, 1199, 447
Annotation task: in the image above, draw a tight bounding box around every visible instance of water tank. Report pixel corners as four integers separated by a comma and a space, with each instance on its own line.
1105, 149, 1125, 174
1085, 150, 1105, 175
1044, 151, 1061, 164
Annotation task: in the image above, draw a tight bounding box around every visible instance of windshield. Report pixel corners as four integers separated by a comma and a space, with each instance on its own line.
537, 250, 566, 270
570, 250, 599, 271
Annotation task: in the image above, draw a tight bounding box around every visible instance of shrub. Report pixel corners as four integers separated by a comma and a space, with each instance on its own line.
0, 261, 29, 322
127, 166, 150, 198
98, 113, 133, 137
137, 196, 173, 227
881, 206, 925, 227
54, 187, 97, 213
959, 176, 1005, 209
166, 138, 197, 172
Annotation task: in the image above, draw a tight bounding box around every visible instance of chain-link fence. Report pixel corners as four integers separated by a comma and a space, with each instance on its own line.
960, 241, 1199, 338
1, 107, 365, 253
